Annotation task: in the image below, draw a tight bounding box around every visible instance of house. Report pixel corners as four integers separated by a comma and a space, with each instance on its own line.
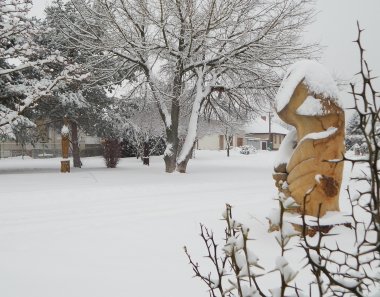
196, 133, 246, 150
196, 116, 289, 151
244, 116, 289, 150
0, 124, 102, 159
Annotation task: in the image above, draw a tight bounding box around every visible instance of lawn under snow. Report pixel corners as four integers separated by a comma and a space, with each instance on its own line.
0, 150, 355, 297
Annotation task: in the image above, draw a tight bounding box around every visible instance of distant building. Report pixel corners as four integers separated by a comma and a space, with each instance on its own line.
244, 116, 289, 150
196, 116, 289, 151
0, 125, 102, 159
197, 133, 246, 151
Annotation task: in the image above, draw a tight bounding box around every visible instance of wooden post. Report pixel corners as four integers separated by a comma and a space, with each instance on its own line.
61, 117, 70, 173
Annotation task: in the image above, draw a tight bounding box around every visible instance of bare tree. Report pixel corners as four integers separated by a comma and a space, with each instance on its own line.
54, 0, 316, 173
127, 103, 165, 165
203, 102, 251, 157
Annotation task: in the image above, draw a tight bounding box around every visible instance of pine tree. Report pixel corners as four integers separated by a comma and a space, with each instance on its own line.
346, 113, 367, 154
0, 0, 85, 139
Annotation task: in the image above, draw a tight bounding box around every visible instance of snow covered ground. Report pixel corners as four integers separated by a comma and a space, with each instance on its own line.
0, 150, 353, 297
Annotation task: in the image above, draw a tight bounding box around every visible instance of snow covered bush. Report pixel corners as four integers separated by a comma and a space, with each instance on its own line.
102, 138, 121, 168
185, 201, 301, 297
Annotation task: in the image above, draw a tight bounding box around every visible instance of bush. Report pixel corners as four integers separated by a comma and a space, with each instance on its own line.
120, 136, 166, 158
102, 138, 121, 168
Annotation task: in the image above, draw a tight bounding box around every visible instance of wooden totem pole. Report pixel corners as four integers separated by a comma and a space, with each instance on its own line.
273, 60, 345, 218
61, 117, 70, 173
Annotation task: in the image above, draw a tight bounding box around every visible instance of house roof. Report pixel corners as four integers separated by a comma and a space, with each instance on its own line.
243, 117, 289, 135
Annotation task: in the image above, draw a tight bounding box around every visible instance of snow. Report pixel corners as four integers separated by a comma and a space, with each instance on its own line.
177, 73, 206, 164
163, 143, 173, 157
298, 126, 338, 144
241, 284, 259, 297
177, 70, 215, 164
275, 256, 298, 283
0, 150, 374, 296
296, 96, 324, 116
0, 150, 277, 297
274, 129, 297, 168
267, 208, 281, 226
269, 287, 281, 297
283, 197, 297, 209
369, 291, 380, 297
61, 125, 70, 136
247, 249, 260, 266
315, 174, 322, 183
276, 60, 340, 113
286, 211, 352, 227
244, 117, 289, 135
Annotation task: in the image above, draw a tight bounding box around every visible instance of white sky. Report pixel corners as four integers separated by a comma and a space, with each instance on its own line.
30, 0, 380, 111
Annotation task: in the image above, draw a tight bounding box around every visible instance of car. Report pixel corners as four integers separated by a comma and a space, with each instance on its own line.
240, 146, 250, 155
240, 145, 258, 155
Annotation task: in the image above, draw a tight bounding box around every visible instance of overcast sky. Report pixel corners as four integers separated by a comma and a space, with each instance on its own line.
30, 0, 380, 110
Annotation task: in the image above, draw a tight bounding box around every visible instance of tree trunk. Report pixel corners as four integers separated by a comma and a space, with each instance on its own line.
71, 120, 81, 168
176, 142, 195, 173
163, 59, 182, 173
164, 153, 176, 172
163, 127, 179, 173
225, 134, 230, 157
176, 72, 208, 173
142, 141, 150, 166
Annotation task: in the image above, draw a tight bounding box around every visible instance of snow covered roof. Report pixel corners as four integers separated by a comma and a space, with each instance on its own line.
244, 118, 289, 135
275, 60, 340, 113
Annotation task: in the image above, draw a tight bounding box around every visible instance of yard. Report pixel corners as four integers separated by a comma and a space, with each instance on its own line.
0, 150, 355, 297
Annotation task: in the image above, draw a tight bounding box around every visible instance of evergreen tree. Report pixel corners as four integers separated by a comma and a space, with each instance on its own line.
346, 113, 367, 154
0, 0, 85, 139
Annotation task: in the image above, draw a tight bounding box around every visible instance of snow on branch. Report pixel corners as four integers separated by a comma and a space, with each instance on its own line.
0, 64, 89, 132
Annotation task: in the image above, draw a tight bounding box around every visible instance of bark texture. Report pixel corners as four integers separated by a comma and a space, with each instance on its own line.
142, 141, 150, 166
71, 120, 81, 168
163, 127, 179, 173
176, 142, 195, 173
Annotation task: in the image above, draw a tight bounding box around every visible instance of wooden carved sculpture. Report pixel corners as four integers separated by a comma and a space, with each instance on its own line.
273, 60, 345, 217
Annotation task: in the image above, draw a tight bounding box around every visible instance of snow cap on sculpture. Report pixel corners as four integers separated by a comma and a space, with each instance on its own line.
61, 125, 70, 136
276, 60, 341, 115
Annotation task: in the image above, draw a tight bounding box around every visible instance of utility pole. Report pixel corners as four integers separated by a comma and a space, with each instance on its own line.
268, 112, 273, 150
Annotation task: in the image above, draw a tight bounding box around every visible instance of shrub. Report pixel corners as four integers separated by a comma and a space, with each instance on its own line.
102, 138, 121, 168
